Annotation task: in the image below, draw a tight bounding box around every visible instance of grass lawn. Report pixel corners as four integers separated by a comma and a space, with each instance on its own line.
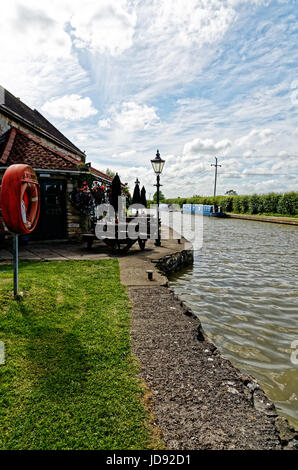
0, 260, 159, 450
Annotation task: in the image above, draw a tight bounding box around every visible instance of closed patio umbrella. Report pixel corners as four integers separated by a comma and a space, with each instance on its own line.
111, 173, 122, 213
140, 186, 147, 208
132, 178, 141, 205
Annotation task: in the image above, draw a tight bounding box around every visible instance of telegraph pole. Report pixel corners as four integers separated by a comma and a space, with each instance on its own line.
211, 157, 222, 197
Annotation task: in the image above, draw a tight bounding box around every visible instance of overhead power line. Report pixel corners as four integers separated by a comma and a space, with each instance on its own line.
220, 172, 298, 177
214, 155, 298, 160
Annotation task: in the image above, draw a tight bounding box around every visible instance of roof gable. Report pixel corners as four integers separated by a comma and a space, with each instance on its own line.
0, 128, 80, 171
0, 86, 85, 158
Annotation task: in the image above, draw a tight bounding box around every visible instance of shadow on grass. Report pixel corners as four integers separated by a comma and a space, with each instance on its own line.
18, 301, 91, 401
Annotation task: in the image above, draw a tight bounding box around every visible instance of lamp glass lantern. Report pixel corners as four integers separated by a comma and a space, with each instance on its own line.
151, 150, 165, 247
151, 150, 165, 175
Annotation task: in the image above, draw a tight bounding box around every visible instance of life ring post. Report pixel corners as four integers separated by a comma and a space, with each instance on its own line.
0, 164, 40, 299
13, 234, 19, 299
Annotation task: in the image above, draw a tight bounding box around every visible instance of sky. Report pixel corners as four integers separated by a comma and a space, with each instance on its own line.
0, 0, 298, 198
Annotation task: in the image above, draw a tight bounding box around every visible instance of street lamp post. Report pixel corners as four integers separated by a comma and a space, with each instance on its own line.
151, 150, 165, 247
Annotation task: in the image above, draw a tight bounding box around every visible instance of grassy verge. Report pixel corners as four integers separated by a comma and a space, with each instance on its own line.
0, 260, 160, 450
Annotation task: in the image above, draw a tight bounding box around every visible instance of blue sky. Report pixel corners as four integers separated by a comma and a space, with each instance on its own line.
1, 0, 297, 197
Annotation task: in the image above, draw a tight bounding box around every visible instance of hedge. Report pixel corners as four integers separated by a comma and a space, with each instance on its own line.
163, 192, 298, 216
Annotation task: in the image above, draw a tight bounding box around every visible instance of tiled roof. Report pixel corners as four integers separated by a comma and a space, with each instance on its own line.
90, 166, 113, 182
0, 86, 85, 158
91, 167, 125, 187
0, 128, 80, 171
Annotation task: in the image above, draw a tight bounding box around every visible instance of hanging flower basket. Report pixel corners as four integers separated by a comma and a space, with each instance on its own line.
70, 181, 105, 215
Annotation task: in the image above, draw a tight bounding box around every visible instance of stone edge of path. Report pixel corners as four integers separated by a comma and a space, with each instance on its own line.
166, 293, 298, 450
226, 213, 298, 226
126, 245, 298, 450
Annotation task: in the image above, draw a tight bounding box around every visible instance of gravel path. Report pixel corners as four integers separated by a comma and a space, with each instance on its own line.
129, 286, 296, 450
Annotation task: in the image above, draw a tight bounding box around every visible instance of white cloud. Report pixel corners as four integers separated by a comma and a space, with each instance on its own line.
42, 94, 98, 121
235, 128, 275, 147
98, 118, 112, 129
99, 102, 160, 132
183, 137, 232, 155
70, 0, 137, 56
278, 150, 290, 158
3, 2, 72, 59
148, 0, 237, 48
0, 1, 88, 106
112, 150, 137, 159
115, 102, 160, 131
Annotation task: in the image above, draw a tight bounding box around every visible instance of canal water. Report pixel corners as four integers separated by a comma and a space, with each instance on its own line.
165, 214, 298, 430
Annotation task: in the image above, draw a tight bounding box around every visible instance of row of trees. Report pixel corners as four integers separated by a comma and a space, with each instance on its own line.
163, 192, 298, 216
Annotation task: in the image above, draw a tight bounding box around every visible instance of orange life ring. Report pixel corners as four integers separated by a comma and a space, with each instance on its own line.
0, 164, 40, 235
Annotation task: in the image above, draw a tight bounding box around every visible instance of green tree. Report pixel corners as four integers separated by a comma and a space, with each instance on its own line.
277, 192, 298, 215
153, 191, 165, 202
106, 168, 115, 178
122, 184, 130, 196
249, 194, 260, 214
225, 189, 238, 195
232, 196, 242, 213
239, 195, 249, 213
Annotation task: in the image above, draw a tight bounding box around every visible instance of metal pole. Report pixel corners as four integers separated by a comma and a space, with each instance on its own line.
214, 157, 218, 197
155, 174, 161, 246
211, 157, 222, 198
13, 234, 19, 298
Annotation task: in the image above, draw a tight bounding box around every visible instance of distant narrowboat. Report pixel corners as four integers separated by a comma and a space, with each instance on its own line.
182, 204, 226, 217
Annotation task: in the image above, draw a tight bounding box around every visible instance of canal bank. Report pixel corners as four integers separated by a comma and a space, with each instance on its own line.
226, 213, 298, 225
166, 214, 298, 434
119, 230, 298, 450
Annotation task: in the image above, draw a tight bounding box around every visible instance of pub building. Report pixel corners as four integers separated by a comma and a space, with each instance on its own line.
0, 86, 112, 242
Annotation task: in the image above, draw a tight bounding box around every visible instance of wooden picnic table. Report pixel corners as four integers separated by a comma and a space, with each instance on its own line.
82, 215, 158, 252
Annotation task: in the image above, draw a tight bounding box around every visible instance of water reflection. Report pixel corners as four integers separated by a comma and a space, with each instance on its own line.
167, 215, 298, 430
